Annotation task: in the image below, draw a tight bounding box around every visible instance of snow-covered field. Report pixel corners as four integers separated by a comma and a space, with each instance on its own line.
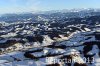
0, 30, 100, 66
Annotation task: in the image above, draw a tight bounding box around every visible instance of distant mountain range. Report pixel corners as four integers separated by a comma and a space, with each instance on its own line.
0, 8, 100, 23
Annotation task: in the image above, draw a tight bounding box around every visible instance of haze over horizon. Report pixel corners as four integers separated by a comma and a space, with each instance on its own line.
0, 0, 100, 14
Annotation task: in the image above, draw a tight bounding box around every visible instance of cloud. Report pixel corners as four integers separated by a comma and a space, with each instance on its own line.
0, 0, 41, 14
25, 0, 41, 11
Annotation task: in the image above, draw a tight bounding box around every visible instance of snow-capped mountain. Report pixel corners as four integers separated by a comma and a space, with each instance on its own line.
0, 9, 100, 66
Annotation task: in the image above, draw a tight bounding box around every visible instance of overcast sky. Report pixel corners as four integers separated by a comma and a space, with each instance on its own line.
0, 0, 100, 14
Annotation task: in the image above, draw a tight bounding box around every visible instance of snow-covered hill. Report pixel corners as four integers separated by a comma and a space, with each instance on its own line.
0, 9, 100, 66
